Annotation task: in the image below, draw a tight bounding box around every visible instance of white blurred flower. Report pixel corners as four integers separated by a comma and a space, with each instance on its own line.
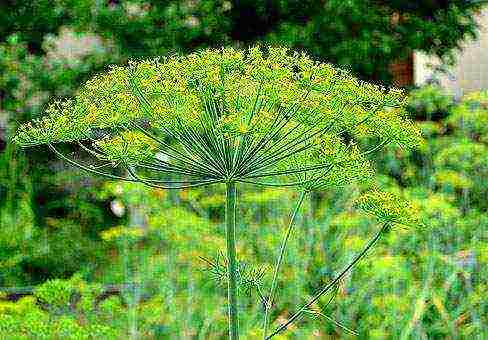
155, 152, 169, 162
43, 27, 108, 69
222, 1, 232, 11
124, 2, 150, 19
185, 16, 200, 28
111, 199, 126, 217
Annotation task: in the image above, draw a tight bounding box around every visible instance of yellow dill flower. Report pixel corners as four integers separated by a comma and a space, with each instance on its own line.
95, 131, 157, 166
355, 190, 420, 227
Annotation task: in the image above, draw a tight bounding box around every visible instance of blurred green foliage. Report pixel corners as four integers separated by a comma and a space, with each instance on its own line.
1, 88, 486, 338
0, 1, 482, 81
0, 1, 486, 338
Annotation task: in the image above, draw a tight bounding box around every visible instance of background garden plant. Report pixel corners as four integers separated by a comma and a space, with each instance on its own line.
12, 46, 422, 338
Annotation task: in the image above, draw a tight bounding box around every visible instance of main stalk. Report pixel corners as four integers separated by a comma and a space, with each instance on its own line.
225, 181, 239, 339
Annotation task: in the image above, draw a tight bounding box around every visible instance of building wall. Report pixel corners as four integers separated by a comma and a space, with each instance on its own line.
414, 7, 488, 97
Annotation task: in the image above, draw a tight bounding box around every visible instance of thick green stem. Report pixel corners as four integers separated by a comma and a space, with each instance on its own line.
225, 181, 239, 339
263, 191, 306, 339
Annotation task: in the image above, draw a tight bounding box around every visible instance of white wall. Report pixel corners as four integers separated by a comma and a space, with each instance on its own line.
414, 7, 488, 97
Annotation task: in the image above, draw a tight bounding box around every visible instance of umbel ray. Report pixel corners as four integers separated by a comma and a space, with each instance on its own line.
14, 46, 421, 339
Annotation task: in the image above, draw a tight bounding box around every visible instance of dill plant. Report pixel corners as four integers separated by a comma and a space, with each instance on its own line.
14, 46, 421, 338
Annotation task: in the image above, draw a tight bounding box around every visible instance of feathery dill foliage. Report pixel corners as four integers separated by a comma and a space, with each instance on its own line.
14, 46, 420, 189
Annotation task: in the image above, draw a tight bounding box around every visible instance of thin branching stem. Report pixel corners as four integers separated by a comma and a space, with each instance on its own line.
128, 120, 221, 177
248, 136, 388, 183
176, 122, 227, 176
244, 141, 315, 178
116, 125, 219, 182
193, 94, 227, 170
362, 138, 388, 156
235, 94, 308, 176
236, 89, 285, 171
126, 166, 222, 189
238, 122, 304, 176
256, 284, 267, 310
231, 98, 281, 174
137, 162, 212, 178
126, 120, 196, 166
49, 144, 134, 182
243, 163, 334, 180
248, 116, 330, 170
141, 158, 216, 179
246, 97, 340, 166
241, 122, 330, 177
263, 191, 307, 339
265, 223, 389, 339
126, 72, 226, 177
236, 174, 322, 188
198, 88, 229, 173
303, 310, 358, 336
133, 166, 216, 184
77, 141, 107, 159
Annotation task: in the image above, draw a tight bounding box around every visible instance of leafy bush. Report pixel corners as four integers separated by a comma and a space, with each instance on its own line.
407, 85, 453, 120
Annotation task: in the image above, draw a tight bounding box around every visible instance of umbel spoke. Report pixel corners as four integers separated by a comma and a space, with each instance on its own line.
126, 166, 221, 189
49, 144, 218, 188
49, 144, 131, 182
126, 77, 226, 178
128, 121, 219, 176
236, 95, 311, 177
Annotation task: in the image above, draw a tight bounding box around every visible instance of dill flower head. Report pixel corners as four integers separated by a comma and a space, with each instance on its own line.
13, 46, 421, 189
355, 191, 420, 227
